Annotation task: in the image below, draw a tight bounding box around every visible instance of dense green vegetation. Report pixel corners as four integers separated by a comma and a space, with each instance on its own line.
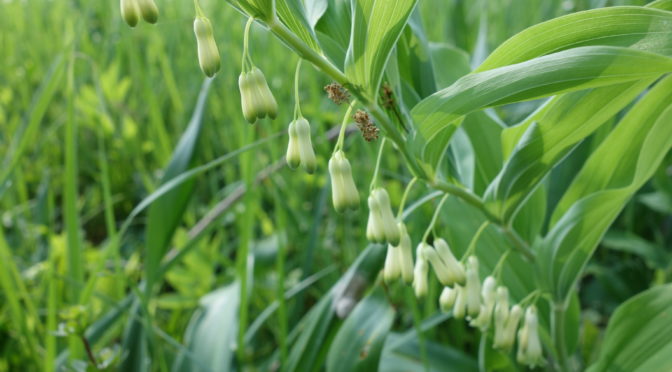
1, 0, 671, 371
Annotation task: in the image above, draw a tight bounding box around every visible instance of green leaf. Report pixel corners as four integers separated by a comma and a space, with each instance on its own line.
315, 0, 351, 67
379, 333, 478, 372
476, 6, 672, 72
277, 0, 323, 53
410, 46, 672, 172
587, 284, 672, 372
485, 79, 653, 221
538, 75, 672, 301
345, 0, 418, 96
145, 80, 212, 289
602, 231, 670, 270
326, 288, 394, 372
172, 283, 240, 372
429, 43, 470, 89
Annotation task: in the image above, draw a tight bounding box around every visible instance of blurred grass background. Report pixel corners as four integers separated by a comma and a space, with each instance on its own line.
0, 0, 664, 370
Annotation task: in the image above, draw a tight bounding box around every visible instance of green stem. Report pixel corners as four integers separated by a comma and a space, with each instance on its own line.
293, 58, 303, 119
422, 194, 449, 242
193, 0, 204, 16
461, 221, 490, 261
552, 300, 570, 372
369, 138, 386, 191
334, 100, 357, 153
242, 17, 254, 72
396, 177, 418, 219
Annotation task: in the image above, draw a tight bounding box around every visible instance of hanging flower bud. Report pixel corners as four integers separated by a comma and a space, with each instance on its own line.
286, 121, 301, 169
452, 284, 467, 319
469, 276, 497, 330
422, 243, 457, 286
294, 118, 316, 174
250, 67, 277, 119
383, 244, 401, 283
517, 306, 544, 367
328, 151, 359, 213
136, 0, 158, 24
439, 286, 457, 312
193, 17, 221, 78
433, 239, 466, 285
238, 67, 278, 123
413, 246, 428, 298
239, 72, 256, 123
493, 286, 510, 347
372, 188, 400, 246
120, 0, 140, 27
366, 194, 385, 243
495, 304, 522, 352
396, 223, 414, 283
465, 256, 481, 318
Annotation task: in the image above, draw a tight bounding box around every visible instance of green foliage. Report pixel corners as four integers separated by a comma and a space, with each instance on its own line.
1, 0, 672, 371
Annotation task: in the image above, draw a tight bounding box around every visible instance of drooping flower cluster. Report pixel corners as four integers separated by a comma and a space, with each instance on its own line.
366, 188, 400, 245
286, 118, 317, 173
328, 151, 360, 213
239, 67, 278, 123
433, 254, 544, 368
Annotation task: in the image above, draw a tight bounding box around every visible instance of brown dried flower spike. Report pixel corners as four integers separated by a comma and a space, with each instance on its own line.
324, 83, 350, 105
353, 110, 379, 142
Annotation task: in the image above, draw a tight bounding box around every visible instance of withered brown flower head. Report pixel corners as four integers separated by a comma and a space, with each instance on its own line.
381, 83, 395, 109
353, 110, 379, 142
324, 83, 350, 105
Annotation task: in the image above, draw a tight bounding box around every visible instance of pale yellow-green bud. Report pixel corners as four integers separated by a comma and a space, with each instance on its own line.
372, 188, 400, 246
396, 223, 414, 283
366, 194, 385, 243
250, 67, 277, 119
465, 256, 481, 318
294, 118, 316, 173
239, 73, 256, 123
453, 284, 467, 319
433, 239, 466, 285
383, 244, 401, 283
517, 306, 544, 367
493, 286, 510, 347
193, 17, 220, 78
495, 304, 522, 352
470, 276, 497, 330
422, 244, 456, 286
412, 246, 428, 298
120, 0, 140, 27
439, 286, 457, 312
328, 151, 359, 212
136, 0, 158, 24
286, 121, 301, 169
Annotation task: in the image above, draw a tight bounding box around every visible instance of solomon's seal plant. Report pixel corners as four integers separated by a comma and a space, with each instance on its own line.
91, 0, 672, 370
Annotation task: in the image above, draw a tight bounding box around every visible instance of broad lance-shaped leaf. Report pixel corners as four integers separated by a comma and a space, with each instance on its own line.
410, 46, 672, 172
145, 79, 211, 289
587, 284, 672, 372
276, 0, 322, 53
326, 288, 394, 372
315, 0, 351, 68
476, 6, 672, 72
537, 75, 672, 302
172, 282, 240, 372
483, 79, 653, 221
345, 0, 418, 97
